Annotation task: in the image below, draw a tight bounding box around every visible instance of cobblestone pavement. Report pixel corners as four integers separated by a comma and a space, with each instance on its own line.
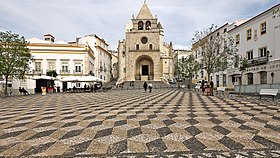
0, 89, 279, 157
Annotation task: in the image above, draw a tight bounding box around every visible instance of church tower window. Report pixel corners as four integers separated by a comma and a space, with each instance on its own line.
141, 37, 148, 44
136, 44, 140, 50
138, 21, 144, 30
146, 21, 151, 30
149, 44, 153, 50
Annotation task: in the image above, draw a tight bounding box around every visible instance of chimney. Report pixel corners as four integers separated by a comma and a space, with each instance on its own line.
44, 34, 55, 42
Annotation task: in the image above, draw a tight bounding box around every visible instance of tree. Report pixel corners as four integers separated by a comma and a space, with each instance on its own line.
47, 70, 58, 77
238, 56, 249, 96
192, 24, 237, 80
177, 54, 200, 82
0, 31, 31, 96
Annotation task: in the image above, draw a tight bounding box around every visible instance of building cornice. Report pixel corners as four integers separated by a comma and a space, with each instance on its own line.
228, 4, 280, 33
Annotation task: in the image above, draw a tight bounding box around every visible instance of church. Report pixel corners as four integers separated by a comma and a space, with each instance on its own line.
118, 2, 174, 83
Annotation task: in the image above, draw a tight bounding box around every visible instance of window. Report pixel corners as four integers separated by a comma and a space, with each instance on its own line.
259, 47, 267, 57
247, 73, 253, 85
61, 62, 69, 72
141, 37, 148, 44
246, 50, 253, 60
260, 71, 267, 84
224, 28, 227, 33
75, 64, 82, 72
223, 74, 226, 86
149, 44, 153, 50
217, 32, 220, 36
235, 34, 240, 45
35, 62, 41, 71
136, 44, 139, 50
260, 22, 266, 35
48, 61, 55, 71
247, 29, 252, 40
145, 21, 151, 30
138, 21, 143, 30
76, 82, 81, 88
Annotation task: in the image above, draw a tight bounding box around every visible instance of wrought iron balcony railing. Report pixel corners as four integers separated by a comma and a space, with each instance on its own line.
248, 56, 268, 67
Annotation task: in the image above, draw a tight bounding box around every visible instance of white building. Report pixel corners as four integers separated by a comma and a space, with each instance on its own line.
227, 4, 280, 92
13, 34, 95, 94
77, 34, 112, 83
173, 49, 192, 78
192, 21, 247, 87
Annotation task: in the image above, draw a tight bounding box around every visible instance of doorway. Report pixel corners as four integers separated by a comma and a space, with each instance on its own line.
142, 65, 149, 75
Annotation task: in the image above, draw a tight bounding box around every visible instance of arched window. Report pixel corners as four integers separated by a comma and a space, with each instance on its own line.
146, 21, 151, 30
138, 21, 143, 30
149, 44, 153, 50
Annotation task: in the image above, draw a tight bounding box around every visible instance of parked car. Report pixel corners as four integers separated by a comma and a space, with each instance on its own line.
168, 78, 176, 84
177, 78, 183, 82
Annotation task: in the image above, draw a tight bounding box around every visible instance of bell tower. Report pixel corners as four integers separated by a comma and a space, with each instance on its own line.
118, 1, 173, 82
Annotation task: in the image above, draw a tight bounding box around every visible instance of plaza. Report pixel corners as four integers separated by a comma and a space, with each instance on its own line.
0, 89, 279, 157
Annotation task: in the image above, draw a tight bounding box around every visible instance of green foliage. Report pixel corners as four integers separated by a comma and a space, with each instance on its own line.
46, 70, 58, 77
176, 54, 200, 80
0, 31, 31, 96
238, 56, 249, 96
239, 57, 249, 72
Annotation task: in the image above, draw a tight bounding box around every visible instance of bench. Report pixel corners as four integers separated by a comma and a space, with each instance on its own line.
259, 89, 278, 100
217, 87, 226, 94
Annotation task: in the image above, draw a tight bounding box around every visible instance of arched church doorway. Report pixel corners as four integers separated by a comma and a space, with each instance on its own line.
135, 55, 154, 81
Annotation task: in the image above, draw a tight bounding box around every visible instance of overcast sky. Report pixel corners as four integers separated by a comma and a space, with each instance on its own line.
0, 0, 279, 50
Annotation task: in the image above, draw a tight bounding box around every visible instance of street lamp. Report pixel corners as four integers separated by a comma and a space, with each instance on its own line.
266, 50, 272, 61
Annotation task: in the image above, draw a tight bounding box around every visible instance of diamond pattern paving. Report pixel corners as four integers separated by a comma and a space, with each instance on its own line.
0, 89, 280, 157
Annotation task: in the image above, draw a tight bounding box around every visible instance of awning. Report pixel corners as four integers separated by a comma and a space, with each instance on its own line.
60, 76, 104, 83
31, 76, 57, 80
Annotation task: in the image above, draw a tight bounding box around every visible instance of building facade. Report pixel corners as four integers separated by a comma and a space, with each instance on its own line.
77, 34, 112, 83
192, 21, 247, 87
117, 2, 174, 83
13, 34, 95, 93
227, 4, 280, 90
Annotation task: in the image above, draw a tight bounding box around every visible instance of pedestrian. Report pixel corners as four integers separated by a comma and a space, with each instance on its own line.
22, 87, 29, 95
143, 82, 148, 92
19, 87, 23, 95
84, 84, 87, 92
210, 80, 214, 96
201, 80, 205, 95
148, 82, 153, 93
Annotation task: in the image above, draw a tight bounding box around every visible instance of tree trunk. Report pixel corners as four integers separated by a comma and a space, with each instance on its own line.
5, 75, 8, 97
238, 72, 243, 96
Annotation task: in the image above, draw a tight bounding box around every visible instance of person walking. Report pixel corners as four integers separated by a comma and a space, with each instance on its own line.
143, 82, 148, 92
148, 82, 153, 93
201, 80, 205, 95
210, 80, 214, 96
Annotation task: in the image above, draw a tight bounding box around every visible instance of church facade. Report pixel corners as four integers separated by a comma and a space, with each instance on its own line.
118, 2, 174, 82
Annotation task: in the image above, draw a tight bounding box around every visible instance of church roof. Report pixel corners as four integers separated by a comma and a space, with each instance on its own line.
136, 2, 154, 19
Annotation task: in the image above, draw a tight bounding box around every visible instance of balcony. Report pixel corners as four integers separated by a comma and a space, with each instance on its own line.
33, 69, 43, 75
60, 70, 70, 75
73, 70, 83, 75
248, 56, 268, 67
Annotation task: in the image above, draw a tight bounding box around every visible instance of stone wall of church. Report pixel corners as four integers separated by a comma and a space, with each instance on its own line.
126, 51, 162, 81
126, 31, 161, 51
